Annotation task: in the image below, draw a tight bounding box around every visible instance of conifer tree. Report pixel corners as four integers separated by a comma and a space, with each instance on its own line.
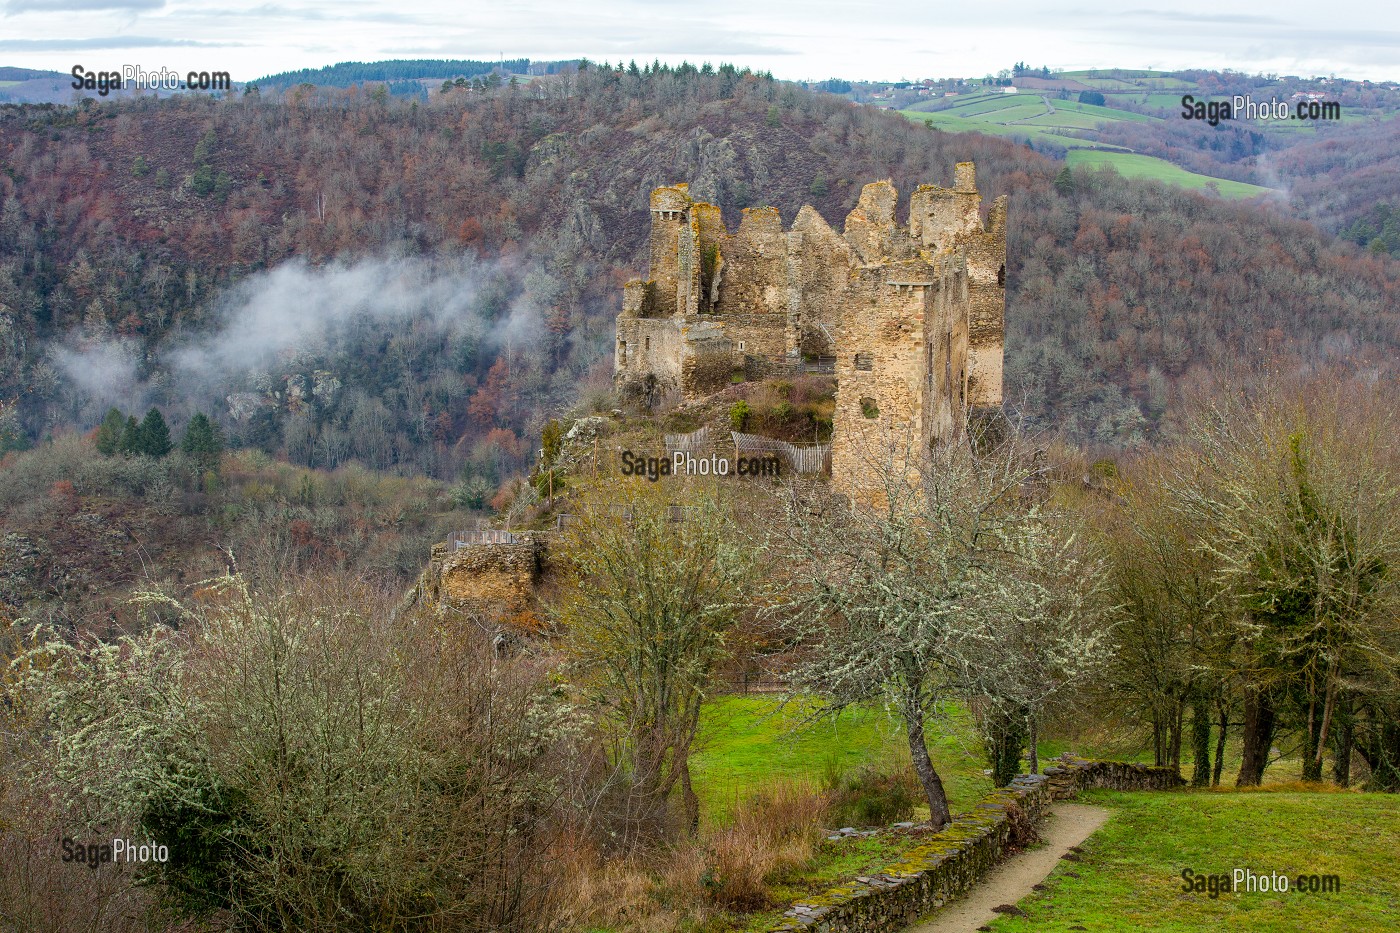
118, 416, 142, 456
95, 407, 125, 456
139, 408, 173, 458
181, 412, 224, 474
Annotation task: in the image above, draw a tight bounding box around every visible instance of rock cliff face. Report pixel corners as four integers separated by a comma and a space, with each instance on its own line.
614, 162, 1006, 499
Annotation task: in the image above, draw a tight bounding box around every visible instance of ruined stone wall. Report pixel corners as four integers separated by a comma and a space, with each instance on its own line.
963, 196, 1007, 408
431, 535, 542, 617
679, 320, 736, 397
616, 163, 1007, 500
649, 185, 692, 317
830, 265, 934, 493
615, 316, 685, 401
786, 205, 854, 359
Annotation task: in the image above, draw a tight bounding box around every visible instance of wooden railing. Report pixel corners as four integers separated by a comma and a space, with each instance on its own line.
447, 529, 523, 549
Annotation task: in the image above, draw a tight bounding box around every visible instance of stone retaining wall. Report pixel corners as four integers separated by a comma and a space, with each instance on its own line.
767, 755, 1183, 932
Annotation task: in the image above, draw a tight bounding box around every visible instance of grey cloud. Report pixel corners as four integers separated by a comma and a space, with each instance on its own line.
51, 255, 541, 417
1117, 9, 1284, 25
0, 36, 233, 51
2, 0, 164, 12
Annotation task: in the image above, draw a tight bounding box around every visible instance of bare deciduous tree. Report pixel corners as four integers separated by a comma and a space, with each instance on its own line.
551, 480, 752, 845
769, 423, 1107, 827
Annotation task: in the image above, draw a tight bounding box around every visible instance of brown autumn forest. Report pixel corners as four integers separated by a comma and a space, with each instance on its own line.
2, 64, 1400, 627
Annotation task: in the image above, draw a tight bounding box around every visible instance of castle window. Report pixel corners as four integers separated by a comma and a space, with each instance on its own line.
854, 352, 873, 371
618, 341, 628, 365
997, 264, 1005, 287
738, 341, 745, 351
644, 336, 650, 352
860, 397, 879, 419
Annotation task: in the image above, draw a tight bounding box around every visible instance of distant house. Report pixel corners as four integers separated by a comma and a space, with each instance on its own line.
1002, 86, 1019, 94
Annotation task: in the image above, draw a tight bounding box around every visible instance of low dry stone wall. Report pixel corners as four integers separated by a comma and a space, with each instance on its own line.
767, 755, 1183, 932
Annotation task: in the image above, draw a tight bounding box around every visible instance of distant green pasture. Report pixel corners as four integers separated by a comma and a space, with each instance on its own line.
1066, 150, 1275, 198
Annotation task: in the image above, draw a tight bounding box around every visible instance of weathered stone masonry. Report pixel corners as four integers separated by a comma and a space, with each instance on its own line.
614, 164, 1007, 498
423, 535, 543, 618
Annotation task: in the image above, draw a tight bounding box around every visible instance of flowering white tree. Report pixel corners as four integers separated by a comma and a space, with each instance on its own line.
770, 424, 1110, 827
5, 572, 567, 931
953, 514, 1116, 778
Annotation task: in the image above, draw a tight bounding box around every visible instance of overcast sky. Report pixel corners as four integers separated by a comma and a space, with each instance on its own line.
2, 0, 1396, 83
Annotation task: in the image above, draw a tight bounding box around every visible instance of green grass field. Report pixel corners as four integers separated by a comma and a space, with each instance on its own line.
899, 109, 1114, 150
687, 697, 1395, 933
899, 87, 1161, 155
691, 695, 992, 824
1053, 99, 1158, 122
1066, 150, 1275, 198
691, 695, 996, 931
987, 789, 1400, 932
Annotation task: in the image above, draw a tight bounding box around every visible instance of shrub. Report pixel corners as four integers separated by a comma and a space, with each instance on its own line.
729, 400, 751, 431
701, 782, 829, 911
823, 766, 917, 828
6, 573, 567, 931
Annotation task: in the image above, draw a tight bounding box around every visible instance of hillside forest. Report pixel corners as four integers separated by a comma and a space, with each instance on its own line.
0, 64, 1398, 618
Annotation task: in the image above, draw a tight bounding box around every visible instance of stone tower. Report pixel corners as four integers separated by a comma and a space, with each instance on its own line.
613, 162, 1006, 500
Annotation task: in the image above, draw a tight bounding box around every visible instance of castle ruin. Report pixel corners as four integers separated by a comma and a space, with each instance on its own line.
614, 162, 1006, 496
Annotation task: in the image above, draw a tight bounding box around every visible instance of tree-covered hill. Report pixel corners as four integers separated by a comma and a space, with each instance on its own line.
1, 62, 1397, 476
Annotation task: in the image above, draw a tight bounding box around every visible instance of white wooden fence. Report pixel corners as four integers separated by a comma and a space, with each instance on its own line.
664, 426, 711, 453
730, 432, 831, 474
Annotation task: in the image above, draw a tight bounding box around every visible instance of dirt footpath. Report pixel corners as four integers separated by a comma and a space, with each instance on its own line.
904, 803, 1111, 933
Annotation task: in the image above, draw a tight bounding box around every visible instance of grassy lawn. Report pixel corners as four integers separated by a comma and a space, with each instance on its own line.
690, 695, 998, 931
692, 694, 992, 824
1065, 150, 1275, 198
988, 789, 1400, 933
900, 92, 1158, 153
1022, 111, 1116, 131
1143, 92, 1189, 110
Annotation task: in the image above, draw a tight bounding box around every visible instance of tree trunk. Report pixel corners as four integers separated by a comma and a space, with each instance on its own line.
1332, 694, 1354, 787
905, 710, 952, 830
1301, 694, 1324, 783
1236, 688, 1275, 787
1027, 712, 1039, 775
1213, 700, 1228, 787
1358, 708, 1400, 792
1169, 697, 1185, 772
1191, 694, 1212, 787
1152, 714, 1166, 768
680, 759, 700, 836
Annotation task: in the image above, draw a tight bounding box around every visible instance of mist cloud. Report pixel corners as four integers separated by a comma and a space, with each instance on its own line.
51, 254, 543, 421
